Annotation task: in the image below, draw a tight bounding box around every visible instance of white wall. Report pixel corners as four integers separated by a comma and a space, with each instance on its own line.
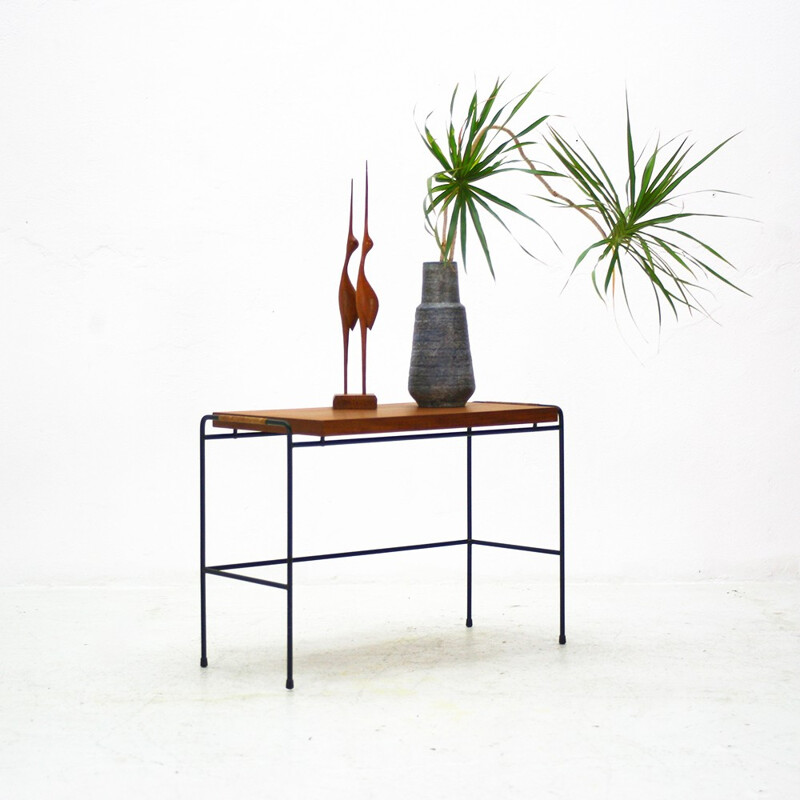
1, 0, 798, 584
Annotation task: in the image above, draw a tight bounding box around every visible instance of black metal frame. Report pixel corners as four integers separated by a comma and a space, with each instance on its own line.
199, 408, 566, 689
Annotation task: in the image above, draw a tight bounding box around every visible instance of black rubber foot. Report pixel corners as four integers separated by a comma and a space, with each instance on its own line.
285, 679, 294, 690
200, 656, 208, 668
558, 634, 566, 645
466, 618, 473, 628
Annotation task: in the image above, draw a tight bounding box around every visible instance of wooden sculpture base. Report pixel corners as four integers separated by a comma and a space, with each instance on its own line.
333, 393, 378, 410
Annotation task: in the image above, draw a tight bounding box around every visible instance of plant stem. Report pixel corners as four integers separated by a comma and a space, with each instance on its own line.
441, 204, 449, 261
480, 124, 617, 294
437, 197, 458, 262
485, 125, 608, 240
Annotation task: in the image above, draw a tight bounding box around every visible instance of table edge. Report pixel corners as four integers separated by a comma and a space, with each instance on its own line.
210, 401, 560, 437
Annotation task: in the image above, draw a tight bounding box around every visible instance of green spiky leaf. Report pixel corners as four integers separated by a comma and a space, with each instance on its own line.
546, 104, 744, 322
421, 78, 548, 272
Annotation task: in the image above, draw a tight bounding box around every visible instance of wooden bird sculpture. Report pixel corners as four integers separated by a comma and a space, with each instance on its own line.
355, 162, 378, 395
338, 180, 359, 394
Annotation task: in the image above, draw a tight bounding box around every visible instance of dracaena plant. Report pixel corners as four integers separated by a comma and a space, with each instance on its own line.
421, 78, 550, 277
423, 79, 744, 325
539, 101, 745, 322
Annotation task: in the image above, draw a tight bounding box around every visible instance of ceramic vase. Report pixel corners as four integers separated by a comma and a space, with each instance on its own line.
408, 261, 476, 407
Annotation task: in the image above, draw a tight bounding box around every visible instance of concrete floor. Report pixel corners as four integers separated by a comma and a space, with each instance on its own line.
2, 578, 798, 799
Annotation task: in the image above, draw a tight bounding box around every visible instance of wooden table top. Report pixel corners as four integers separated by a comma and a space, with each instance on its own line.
212, 401, 559, 437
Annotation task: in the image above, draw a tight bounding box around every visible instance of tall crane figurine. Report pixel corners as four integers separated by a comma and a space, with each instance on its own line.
356, 163, 378, 399
337, 180, 359, 395
333, 163, 378, 410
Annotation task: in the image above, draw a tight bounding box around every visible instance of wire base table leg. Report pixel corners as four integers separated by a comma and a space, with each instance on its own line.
285, 428, 294, 689
557, 407, 566, 645
466, 428, 473, 628
200, 415, 215, 668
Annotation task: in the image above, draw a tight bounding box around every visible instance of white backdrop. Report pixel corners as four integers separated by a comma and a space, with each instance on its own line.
1, 0, 798, 585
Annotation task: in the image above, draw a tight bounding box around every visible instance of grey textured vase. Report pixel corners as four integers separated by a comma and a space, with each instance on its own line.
408, 261, 476, 407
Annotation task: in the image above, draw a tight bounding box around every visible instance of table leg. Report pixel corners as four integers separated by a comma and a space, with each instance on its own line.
199, 415, 213, 668
285, 430, 294, 689
466, 428, 473, 628
557, 407, 566, 645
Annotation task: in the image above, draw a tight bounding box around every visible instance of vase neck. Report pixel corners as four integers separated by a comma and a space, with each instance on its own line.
421, 261, 460, 303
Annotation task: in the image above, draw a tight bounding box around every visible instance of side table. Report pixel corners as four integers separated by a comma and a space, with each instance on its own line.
200, 401, 565, 689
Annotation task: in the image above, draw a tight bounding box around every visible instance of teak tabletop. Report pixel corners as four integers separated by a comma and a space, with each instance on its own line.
212, 401, 559, 438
